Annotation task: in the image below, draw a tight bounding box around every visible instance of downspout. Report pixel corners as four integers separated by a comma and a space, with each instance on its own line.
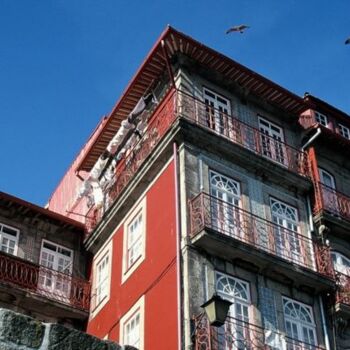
173, 142, 182, 350
319, 295, 331, 350
301, 127, 322, 151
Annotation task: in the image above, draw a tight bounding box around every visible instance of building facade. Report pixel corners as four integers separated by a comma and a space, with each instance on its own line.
47, 27, 350, 349
0, 191, 91, 329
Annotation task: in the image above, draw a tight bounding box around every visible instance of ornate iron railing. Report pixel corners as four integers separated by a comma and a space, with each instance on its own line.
314, 182, 350, 222
336, 272, 350, 306
189, 192, 333, 278
194, 314, 325, 350
0, 251, 90, 312
85, 89, 310, 233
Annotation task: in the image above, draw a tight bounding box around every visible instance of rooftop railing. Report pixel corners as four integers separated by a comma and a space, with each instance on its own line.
0, 251, 90, 312
85, 89, 310, 233
314, 182, 350, 223
189, 192, 334, 278
194, 313, 325, 350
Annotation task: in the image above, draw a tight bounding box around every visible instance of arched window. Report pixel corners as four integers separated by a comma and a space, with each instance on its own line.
216, 273, 249, 303
331, 251, 350, 276
283, 298, 316, 346
210, 171, 240, 202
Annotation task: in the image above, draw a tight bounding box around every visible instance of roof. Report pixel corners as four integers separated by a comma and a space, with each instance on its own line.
76, 26, 307, 172
0, 191, 85, 232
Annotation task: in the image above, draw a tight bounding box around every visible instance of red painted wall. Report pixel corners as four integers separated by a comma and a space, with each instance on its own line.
87, 160, 178, 349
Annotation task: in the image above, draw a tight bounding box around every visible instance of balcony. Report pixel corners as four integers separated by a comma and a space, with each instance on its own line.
314, 182, 350, 224
85, 89, 310, 234
193, 314, 325, 350
335, 272, 350, 315
189, 192, 334, 284
0, 251, 90, 313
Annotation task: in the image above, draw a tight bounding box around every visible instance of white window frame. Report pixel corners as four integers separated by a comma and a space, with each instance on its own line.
332, 251, 350, 276
0, 222, 19, 256
90, 240, 112, 318
315, 111, 328, 127
283, 297, 317, 346
122, 198, 146, 283
339, 124, 350, 140
120, 295, 145, 350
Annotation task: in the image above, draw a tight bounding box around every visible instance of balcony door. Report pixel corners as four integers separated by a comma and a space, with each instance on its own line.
210, 171, 242, 240
270, 199, 302, 264
319, 168, 339, 214
39, 240, 73, 301
216, 272, 251, 350
258, 117, 287, 166
331, 251, 350, 276
283, 298, 317, 350
203, 88, 231, 136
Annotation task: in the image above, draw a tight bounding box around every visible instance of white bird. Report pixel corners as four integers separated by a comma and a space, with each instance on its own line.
226, 25, 250, 34
345, 37, 350, 45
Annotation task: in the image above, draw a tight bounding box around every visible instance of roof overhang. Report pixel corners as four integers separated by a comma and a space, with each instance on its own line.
76, 26, 307, 172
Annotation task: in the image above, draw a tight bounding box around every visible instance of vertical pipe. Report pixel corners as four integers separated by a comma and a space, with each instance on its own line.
319, 295, 331, 350
173, 142, 182, 350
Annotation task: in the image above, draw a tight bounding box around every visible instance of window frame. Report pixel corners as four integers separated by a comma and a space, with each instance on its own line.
314, 111, 328, 127
90, 240, 113, 317
339, 123, 350, 140
331, 251, 350, 276
120, 296, 145, 350
0, 222, 20, 256
122, 198, 146, 283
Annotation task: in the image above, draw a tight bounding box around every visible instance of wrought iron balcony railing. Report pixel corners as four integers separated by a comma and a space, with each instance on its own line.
336, 272, 350, 307
314, 182, 350, 223
194, 313, 325, 350
189, 192, 334, 278
85, 89, 310, 233
0, 251, 90, 312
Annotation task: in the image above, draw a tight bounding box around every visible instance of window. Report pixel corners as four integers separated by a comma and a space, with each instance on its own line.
122, 198, 146, 283
283, 297, 317, 348
0, 223, 19, 255
210, 171, 242, 239
39, 240, 73, 300
270, 199, 303, 264
91, 240, 112, 316
339, 124, 350, 140
203, 88, 231, 135
315, 111, 328, 127
215, 272, 250, 350
332, 251, 350, 276
258, 117, 286, 166
120, 296, 145, 350
319, 168, 339, 214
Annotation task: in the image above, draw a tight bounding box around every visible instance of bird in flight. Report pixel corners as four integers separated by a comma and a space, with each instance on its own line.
345, 37, 350, 45
226, 25, 250, 34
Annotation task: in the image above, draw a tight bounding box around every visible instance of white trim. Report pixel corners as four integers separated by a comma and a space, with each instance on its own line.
120, 295, 145, 350
0, 222, 20, 256
90, 240, 113, 318
339, 123, 350, 140
315, 111, 328, 127
122, 197, 146, 283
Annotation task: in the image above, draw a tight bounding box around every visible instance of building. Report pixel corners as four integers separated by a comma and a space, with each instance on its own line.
47, 26, 350, 349
0, 191, 91, 329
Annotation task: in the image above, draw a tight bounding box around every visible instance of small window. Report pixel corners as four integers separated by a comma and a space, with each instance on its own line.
122, 198, 146, 283
315, 111, 328, 127
332, 251, 350, 276
0, 223, 19, 255
91, 240, 112, 317
120, 296, 145, 349
339, 124, 350, 140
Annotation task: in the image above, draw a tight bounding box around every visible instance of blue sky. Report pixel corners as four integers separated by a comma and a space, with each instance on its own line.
1, 1, 349, 206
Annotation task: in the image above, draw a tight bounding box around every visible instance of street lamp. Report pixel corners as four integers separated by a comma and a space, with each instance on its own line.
201, 294, 232, 327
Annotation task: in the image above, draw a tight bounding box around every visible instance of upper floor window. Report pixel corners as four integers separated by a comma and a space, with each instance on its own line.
120, 296, 145, 349
339, 124, 350, 140
258, 117, 286, 166
283, 297, 317, 346
319, 168, 336, 189
332, 251, 350, 276
315, 111, 328, 127
0, 223, 19, 255
122, 198, 146, 283
203, 87, 231, 134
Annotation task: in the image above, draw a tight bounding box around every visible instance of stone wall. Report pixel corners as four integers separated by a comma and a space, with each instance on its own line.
0, 309, 136, 350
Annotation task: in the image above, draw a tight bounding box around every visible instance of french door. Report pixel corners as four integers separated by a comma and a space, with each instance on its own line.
210, 171, 242, 239
39, 240, 73, 300
259, 117, 287, 166
319, 168, 339, 214
204, 88, 231, 136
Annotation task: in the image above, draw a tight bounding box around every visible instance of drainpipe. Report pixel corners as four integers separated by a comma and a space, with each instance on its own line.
319, 295, 331, 350
173, 142, 182, 350
301, 127, 322, 151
